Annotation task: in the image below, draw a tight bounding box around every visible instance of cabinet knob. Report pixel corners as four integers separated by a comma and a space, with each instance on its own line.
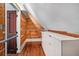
49, 35, 52, 37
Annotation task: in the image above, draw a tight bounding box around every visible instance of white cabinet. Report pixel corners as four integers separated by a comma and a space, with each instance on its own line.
42, 32, 61, 56
42, 31, 79, 56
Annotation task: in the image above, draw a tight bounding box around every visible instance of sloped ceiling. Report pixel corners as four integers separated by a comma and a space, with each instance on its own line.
24, 3, 79, 33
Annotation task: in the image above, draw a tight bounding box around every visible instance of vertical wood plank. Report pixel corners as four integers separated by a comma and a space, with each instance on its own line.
0, 3, 5, 56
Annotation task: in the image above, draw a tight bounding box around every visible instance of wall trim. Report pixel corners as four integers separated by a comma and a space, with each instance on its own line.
16, 10, 21, 53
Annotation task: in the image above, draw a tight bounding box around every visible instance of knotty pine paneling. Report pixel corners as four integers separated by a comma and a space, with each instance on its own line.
0, 30, 4, 41
0, 3, 5, 56
0, 38, 5, 56
0, 43, 5, 56
20, 14, 27, 45
20, 12, 44, 45
0, 3, 5, 24
26, 18, 42, 38
0, 48, 5, 56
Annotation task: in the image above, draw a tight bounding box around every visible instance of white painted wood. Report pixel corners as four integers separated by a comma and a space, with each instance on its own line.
26, 38, 41, 42
42, 31, 79, 56
48, 37, 61, 56
42, 32, 61, 56
5, 4, 7, 56
16, 10, 21, 53
62, 40, 79, 56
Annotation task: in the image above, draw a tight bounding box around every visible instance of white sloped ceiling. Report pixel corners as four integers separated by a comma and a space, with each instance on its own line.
24, 3, 79, 33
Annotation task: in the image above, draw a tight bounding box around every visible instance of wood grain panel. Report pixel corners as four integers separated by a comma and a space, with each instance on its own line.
26, 18, 42, 38
18, 42, 45, 56
0, 43, 5, 56
0, 48, 5, 56
28, 13, 44, 30
0, 3, 5, 24
20, 14, 27, 45
0, 30, 4, 41
48, 30, 79, 38
20, 12, 44, 45
0, 3, 5, 56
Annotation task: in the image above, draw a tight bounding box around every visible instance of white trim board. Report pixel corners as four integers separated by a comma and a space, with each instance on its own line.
5, 4, 7, 56
26, 38, 42, 42
16, 10, 21, 53
20, 38, 42, 53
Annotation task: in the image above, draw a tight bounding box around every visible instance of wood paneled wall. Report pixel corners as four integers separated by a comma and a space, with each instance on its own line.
0, 43, 5, 56
20, 12, 44, 45
0, 3, 5, 56
0, 3, 5, 24
18, 42, 45, 56
26, 18, 42, 38
0, 3, 5, 40
20, 14, 27, 45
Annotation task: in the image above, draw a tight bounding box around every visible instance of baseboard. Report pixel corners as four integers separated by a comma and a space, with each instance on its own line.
26, 38, 42, 42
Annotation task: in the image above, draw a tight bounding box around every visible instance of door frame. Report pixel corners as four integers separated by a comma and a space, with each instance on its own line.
5, 3, 7, 56
11, 3, 21, 53
4, 3, 21, 55
16, 10, 21, 53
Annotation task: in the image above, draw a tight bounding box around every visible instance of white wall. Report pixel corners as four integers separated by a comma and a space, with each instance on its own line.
25, 3, 79, 33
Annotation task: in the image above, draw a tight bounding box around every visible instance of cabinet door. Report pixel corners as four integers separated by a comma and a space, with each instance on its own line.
42, 32, 55, 56
42, 32, 51, 56
42, 32, 61, 56
48, 36, 61, 56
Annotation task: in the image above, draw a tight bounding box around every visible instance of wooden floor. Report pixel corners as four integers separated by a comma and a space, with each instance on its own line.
18, 42, 45, 56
